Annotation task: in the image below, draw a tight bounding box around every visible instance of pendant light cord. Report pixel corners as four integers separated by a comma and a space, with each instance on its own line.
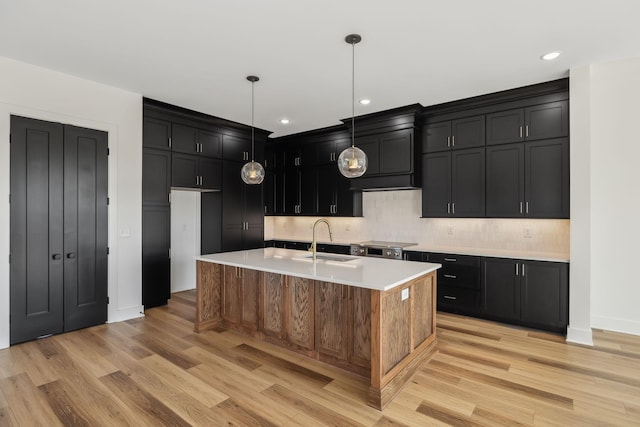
351, 39, 355, 149
251, 80, 255, 162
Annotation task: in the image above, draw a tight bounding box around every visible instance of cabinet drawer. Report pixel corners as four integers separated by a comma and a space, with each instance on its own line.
428, 253, 480, 290
428, 253, 480, 267
437, 285, 480, 314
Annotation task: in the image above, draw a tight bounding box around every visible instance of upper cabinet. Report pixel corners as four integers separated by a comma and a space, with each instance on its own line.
143, 117, 171, 150
423, 115, 485, 153
172, 123, 222, 158
486, 100, 569, 146
359, 129, 414, 176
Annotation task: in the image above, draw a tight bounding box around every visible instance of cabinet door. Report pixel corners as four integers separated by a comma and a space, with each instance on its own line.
172, 153, 198, 188
263, 168, 275, 215
300, 167, 317, 215
171, 123, 198, 154
243, 225, 264, 250
379, 130, 413, 175
423, 121, 451, 153
525, 101, 569, 141
525, 138, 569, 218
222, 266, 242, 323
198, 129, 222, 158
286, 277, 314, 351
421, 152, 451, 217
316, 165, 335, 216
142, 206, 170, 308
261, 272, 285, 339
451, 148, 485, 217
199, 157, 222, 190
349, 287, 371, 368
452, 115, 485, 150
223, 134, 251, 161
357, 136, 380, 175
143, 148, 171, 206
283, 168, 300, 215
520, 261, 568, 329
486, 109, 525, 146
315, 282, 349, 360
222, 161, 243, 226
241, 269, 260, 330
221, 224, 244, 253
486, 144, 525, 217
482, 258, 520, 321
143, 116, 171, 150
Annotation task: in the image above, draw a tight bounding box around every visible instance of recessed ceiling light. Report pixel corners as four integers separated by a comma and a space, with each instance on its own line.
541, 51, 561, 61
280, 118, 290, 125
359, 98, 371, 105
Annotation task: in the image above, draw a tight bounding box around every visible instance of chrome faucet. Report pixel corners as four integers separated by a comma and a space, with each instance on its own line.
308, 218, 333, 260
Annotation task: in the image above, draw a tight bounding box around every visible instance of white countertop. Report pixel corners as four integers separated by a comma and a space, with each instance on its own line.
197, 248, 440, 291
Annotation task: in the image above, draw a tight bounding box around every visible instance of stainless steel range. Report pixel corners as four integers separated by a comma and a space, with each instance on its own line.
349, 241, 417, 260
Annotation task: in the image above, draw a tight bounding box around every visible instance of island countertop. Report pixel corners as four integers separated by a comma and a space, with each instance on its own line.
197, 248, 440, 291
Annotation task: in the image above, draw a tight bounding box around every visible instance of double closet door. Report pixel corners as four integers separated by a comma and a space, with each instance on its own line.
10, 116, 108, 345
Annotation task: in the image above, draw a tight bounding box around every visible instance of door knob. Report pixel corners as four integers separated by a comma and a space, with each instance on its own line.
51, 254, 62, 260
66, 253, 76, 259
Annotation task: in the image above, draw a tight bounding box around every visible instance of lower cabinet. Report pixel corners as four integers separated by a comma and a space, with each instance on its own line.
428, 253, 481, 315
315, 282, 372, 369
259, 272, 315, 352
482, 258, 568, 332
221, 266, 260, 331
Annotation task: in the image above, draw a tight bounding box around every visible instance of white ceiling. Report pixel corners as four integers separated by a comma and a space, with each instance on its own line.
2, 0, 640, 137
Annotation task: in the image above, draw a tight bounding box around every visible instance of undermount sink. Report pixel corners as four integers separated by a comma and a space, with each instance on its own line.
293, 254, 358, 263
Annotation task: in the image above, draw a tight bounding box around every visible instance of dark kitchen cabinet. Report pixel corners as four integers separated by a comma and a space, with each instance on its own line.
486, 101, 569, 146
171, 123, 222, 158
171, 153, 222, 190
143, 116, 171, 150
423, 253, 481, 316
143, 206, 171, 308
223, 134, 264, 162
482, 257, 568, 332
486, 138, 569, 218
222, 160, 264, 251
423, 115, 485, 153
143, 148, 171, 206
422, 147, 485, 217
315, 138, 350, 165
316, 164, 362, 216
358, 129, 414, 176
283, 166, 316, 215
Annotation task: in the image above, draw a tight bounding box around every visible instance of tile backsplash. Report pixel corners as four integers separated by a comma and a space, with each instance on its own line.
265, 189, 569, 257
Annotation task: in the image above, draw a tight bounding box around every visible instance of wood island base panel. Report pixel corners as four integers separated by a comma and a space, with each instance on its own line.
194, 250, 440, 410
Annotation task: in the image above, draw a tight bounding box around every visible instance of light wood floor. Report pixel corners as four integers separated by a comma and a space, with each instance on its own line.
1, 290, 640, 426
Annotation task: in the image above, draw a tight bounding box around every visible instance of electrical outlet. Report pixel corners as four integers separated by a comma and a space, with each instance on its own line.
401, 288, 409, 301
447, 226, 454, 235
524, 228, 532, 239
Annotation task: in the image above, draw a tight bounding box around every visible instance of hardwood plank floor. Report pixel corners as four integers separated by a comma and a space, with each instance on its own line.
2, 290, 640, 426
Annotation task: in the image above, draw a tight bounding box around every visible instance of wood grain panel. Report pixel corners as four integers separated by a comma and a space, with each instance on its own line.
381, 287, 411, 374
222, 266, 242, 323
195, 261, 221, 331
411, 274, 434, 348
241, 269, 260, 329
260, 272, 284, 338
315, 281, 347, 359
287, 277, 314, 351
350, 287, 371, 367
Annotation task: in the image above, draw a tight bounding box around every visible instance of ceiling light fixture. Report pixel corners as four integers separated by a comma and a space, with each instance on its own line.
541, 51, 561, 61
280, 118, 290, 125
241, 75, 265, 185
359, 98, 371, 105
337, 34, 368, 178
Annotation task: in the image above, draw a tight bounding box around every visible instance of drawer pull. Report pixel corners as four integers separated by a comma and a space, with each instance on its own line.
444, 258, 457, 262
443, 274, 457, 279
443, 295, 457, 300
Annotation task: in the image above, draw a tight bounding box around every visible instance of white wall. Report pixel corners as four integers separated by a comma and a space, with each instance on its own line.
170, 190, 200, 293
0, 57, 143, 348
588, 58, 640, 335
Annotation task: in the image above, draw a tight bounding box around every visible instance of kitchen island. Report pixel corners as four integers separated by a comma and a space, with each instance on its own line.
194, 248, 440, 410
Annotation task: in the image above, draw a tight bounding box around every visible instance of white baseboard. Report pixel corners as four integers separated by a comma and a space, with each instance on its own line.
566, 326, 594, 345
108, 305, 145, 324
591, 315, 640, 337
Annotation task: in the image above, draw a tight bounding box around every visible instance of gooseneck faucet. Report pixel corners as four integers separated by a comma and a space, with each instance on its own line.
308, 218, 333, 260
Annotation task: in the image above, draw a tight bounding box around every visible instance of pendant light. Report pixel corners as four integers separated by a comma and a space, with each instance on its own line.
241, 75, 265, 185
337, 34, 368, 178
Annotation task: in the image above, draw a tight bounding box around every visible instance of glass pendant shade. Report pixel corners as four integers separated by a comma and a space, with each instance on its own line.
337, 146, 367, 178
241, 160, 265, 184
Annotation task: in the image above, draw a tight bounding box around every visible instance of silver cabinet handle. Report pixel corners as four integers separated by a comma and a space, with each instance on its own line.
452, 135, 455, 147
522, 263, 526, 276
447, 136, 451, 148
452, 203, 455, 215
443, 274, 457, 279
515, 263, 519, 276
526, 202, 529, 214
444, 258, 457, 262
447, 203, 450, 214
520, 201, 523, 214
525, 125, 529, 137
168, 137, 172, 148
444, 295, 457, 300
